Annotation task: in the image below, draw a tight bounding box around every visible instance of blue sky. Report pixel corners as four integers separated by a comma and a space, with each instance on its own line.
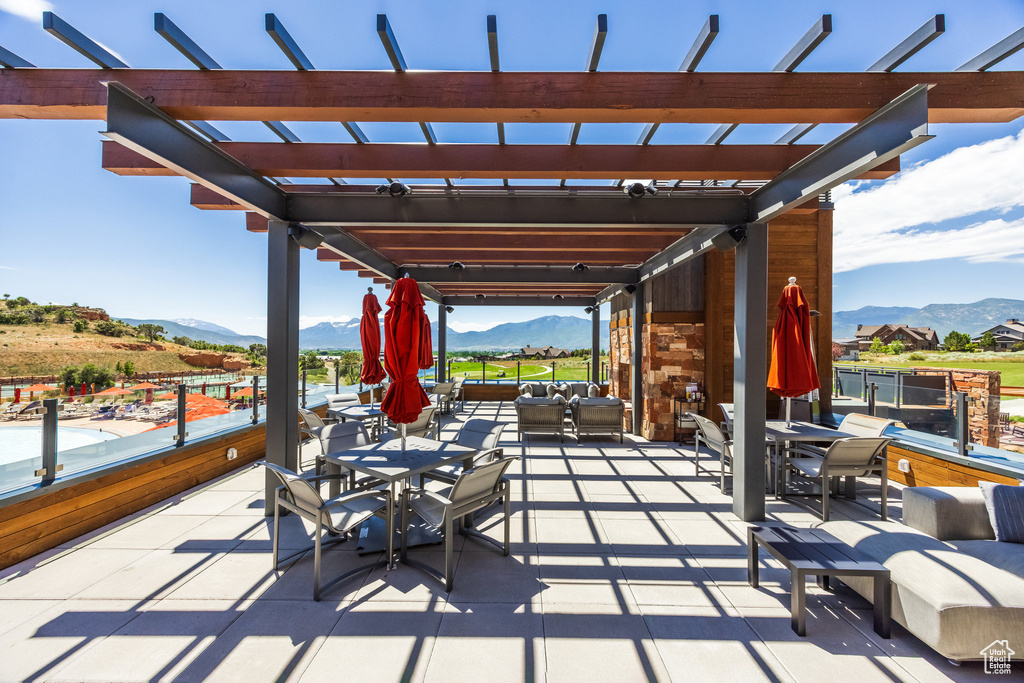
1, 0, 1023, 336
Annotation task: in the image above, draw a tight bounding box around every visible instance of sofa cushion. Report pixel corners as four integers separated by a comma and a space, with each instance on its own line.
519, 383, 532, 397
947, 539, 1024, 581
587, 383, 600, 397
545, 383, 559, 399
515, 395, 566, 406
823, 519, 1024, 661
903, 486, 994, 541
577, 397, 622, 407
980, 482, 1024, 543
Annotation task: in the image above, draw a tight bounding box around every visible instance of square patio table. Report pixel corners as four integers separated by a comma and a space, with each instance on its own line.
764, 421, 854, 498
326, 404, 387, 439
319, 436, 477, 565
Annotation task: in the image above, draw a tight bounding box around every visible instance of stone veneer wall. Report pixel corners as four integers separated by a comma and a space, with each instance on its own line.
911, 367, 1000, 448
609, 323, 632, 401
641, 322, 705, 441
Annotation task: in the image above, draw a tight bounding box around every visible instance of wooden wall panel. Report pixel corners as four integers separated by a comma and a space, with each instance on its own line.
886, 445, 1019, 488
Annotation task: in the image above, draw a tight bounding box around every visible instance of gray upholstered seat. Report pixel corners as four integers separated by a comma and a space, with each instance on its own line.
422, 419, 506, 485
514, 395, 567, 442
258, 461, 392, 601
570, 397, 624, 442
784, 436, 891, 521
381, 404, 438, 441
400, 456, 520, 591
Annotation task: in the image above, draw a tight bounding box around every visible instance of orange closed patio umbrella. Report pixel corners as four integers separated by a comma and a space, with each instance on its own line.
95, 386, 132, 396
26, 383, 59, 399
768, 277, 820, 427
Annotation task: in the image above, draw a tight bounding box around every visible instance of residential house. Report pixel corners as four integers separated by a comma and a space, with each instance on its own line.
973, 318, 1024, 351
855, 324, 939, 351
520, 346, 570, 360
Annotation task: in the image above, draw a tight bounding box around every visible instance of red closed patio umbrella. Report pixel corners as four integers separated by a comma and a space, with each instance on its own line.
359, 287, 387, 407
419, 315, 434, 372
768, 277, 820, 426
14, 388, 21, 403
80, 382, 87, 397
380, 277, 431, 448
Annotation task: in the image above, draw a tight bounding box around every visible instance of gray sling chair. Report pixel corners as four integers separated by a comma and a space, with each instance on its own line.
689, 413, 734, 490
399, 456, 520, 592
314, 421, 384, 495
781, 436, 892, 522
298, 408, 332, 455
420, 419, 506, 487
258, 461, 393, 601
380, 404, 438, 441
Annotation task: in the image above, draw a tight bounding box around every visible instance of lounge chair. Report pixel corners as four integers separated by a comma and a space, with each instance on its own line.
783, 436, 892, 521
1, 402, 23, 420
513, 395, 567, 442
399, 456, 519, 591
570, 396, 625, 442
258, 461, 392, 601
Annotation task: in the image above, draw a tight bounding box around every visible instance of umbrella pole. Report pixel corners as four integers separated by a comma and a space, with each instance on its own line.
786, 397, 792, 428
400, 422, 407, 452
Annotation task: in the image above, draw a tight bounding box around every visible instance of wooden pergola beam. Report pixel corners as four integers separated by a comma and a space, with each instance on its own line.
101, 140, 900, 179
3, 70, 1022, 123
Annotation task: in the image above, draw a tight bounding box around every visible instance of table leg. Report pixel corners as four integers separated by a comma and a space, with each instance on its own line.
817, 573, 831, 591
747, 529, 759, 588
791, 569, 806, 636
873, 574, 891, 638
388, 481, 398, 569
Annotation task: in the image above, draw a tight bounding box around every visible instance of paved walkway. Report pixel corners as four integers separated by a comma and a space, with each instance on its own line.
0, 403, 990, 682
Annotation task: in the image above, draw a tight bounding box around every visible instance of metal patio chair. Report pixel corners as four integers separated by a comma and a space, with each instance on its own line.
421, 419, 506, 486
399, 456, 520, 592
258, 461, 393, 601
690, 413, 733, 491
782, 436, 892, 521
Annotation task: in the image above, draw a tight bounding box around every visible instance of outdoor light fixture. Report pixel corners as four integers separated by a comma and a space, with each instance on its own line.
624, 181, 658, 199
445, 306, 455, 314
553, 294, 564, 300
711, 225, 748, 251
624, 284, 637, 295
287, 224, 323, 249
572, 263, 590, 271
447, 261, 465, 270
585, 306, 595, 314
475, 294, 486, 299
375, 181, 411, 196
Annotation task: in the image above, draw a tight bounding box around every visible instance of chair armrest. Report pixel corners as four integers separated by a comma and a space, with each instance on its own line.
321, 487, 391, 512
302, 472, 351, 483
403, 487, 452, 507
788, 444, 826, 458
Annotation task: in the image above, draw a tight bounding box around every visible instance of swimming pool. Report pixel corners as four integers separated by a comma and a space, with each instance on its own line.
0, 426, 119, 466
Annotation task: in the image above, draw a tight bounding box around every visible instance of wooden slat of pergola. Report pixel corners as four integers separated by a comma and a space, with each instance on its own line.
3, 70, 1023, 123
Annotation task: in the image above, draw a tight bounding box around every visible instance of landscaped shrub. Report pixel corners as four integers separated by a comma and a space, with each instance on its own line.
907, 352, 926, 361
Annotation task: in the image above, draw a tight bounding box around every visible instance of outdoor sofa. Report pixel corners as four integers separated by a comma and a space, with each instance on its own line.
513, 395, 567, 442
570, 396, 625, 442
822, 485, 1024, 662
519, 382, 599, 400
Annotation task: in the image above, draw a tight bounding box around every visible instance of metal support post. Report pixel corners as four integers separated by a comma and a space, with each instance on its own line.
334, 363, 340, 393
437, 304, 447, 382
955, 391, 971, 457
37, 398, 60, 485
517, 360, 521, 384
868, 382, 878, 417
482, 360, 486, 384
551, 361, 555, 384
301, 369, 307, 408
175, 383, 187, 447
631, 280, 645, 436
265, 220, 301, 511
591, 305, 601, 386
251, 374, 259, 425
732, 224, 768, 522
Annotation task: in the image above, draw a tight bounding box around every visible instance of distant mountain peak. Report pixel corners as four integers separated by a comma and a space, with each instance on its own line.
170, 318, 239, 336
833, 298, 1024, 339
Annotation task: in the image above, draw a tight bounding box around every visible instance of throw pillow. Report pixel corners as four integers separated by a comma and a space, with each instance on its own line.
546, 383, 559, 399
587, 383, 600, 397
519, 384, 532, 397
979, 482, 1024, 543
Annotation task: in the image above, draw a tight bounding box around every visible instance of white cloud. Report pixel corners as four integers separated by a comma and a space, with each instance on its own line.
833, 129, 1024, 273
0, 0, 52, 21
300, 314, 354, 327
447, 321, 494, 333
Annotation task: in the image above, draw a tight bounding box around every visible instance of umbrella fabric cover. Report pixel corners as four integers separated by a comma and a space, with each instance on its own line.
359, 291, 387, 385
418, 315, 434, 371
380, 278, 431, 424
768, 278, 820, 398
80, 382, 87, 397
14, 388, 20, 403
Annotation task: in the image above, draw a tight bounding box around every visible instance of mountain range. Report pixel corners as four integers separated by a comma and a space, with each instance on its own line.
831, 298, 1024, 339
115, 314, 609, 352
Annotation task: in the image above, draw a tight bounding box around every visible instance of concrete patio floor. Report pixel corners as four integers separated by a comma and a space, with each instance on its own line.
0, 402, 993, 682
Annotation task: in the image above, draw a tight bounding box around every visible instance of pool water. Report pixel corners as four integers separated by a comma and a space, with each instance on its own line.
0, 426, 119, 466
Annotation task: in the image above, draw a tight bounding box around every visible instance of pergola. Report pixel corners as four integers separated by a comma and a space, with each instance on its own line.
3, 11, 1022, 521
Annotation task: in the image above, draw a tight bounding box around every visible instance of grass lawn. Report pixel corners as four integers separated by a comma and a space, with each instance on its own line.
443, 358, 608, 382
835, 353, 1024, 387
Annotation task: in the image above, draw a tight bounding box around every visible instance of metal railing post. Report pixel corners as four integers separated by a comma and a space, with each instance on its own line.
36, 398, 60, 485
895, 372, 902, 409
175, 383, 187, 447
955, 391, 971, 457
481, 360, 486, 384
251, 375, 259, 425
867, 382, 877, 417
552, 361, 555, 383
334, 364, 340, 393
517, 360, 521, 384
301, 369, 307, 408
833, 366, 840, 398
861, 369, 868, 401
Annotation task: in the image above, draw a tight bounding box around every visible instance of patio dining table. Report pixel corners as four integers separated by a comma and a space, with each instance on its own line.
327, 404, 387, 439
764, 421, 855, 498
319, 436, 477, 566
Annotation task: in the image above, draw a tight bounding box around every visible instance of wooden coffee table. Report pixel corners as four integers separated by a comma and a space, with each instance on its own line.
748, 525, 891, 638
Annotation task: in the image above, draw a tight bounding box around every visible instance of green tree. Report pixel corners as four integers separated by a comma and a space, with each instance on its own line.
887, 340, 906, 355
300, 350, 325, 370
59, 365, 80, 389
115, 361, 123, 375
73, 319, 87, 333
1013, 341, 1024, 352
172, 335, 193, 346
122, 360, 135, 378
943, 330, 973, 351
25, 307, 45, 323
248, 343, 267, 357
55, 308, 68, 324
869, 337, 885, 353
94, 320, 126, 337
5, 299, 17, 310
979, 331, 997, 349
136, 323, 165, 342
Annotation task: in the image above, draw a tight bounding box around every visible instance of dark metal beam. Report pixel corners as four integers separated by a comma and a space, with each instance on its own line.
0, 45, 35, 68
287, 194, 750, 228
102, 82, 284, 218
264, 121, 300, 143
867, 14, 944, 72
319, 230, 399, 279
751, 84, 932, 223
639, 226, 730, 283
376, 14, 407, 71
773, 14, 831, 72
184, 120, 229, 142
266, 14, 314, 71
706, 124, 738, 145
437, 304, 447, 382
399, 266, 639, 284
418, 282, 443, 304
154, 13, 221, 70
681, 15, 720, 72
442, 296, 596, 307
585, 14, 608, 72
487, 15, 500, 72
42, 11, 128, 68
957, 26, 1024, 72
